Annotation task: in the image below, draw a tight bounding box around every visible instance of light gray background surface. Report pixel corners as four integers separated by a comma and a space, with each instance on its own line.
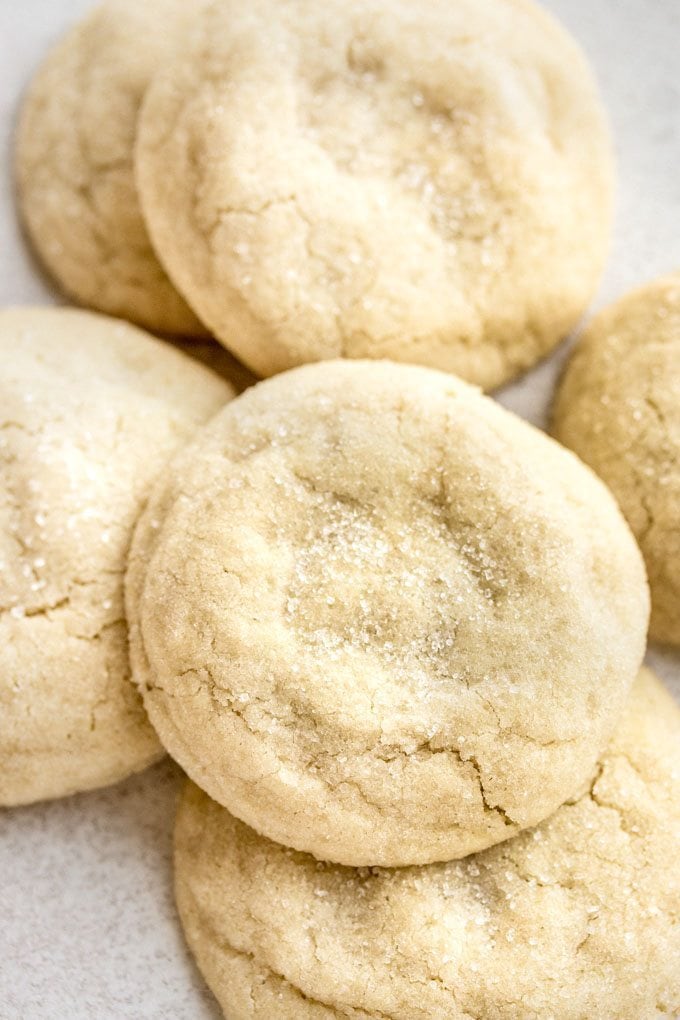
0, 2, 679, 1017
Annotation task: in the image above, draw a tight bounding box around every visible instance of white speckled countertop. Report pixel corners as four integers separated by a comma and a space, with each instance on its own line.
0, 2, 678, 1017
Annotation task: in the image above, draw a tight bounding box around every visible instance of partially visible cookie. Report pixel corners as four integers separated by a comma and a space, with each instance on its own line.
176, 668, 680, 1020
0, 307, 233, 806
554, 273, 680, 645
16, 0, 204, 335
127, 360, 648, 866
136, 0, 613, 387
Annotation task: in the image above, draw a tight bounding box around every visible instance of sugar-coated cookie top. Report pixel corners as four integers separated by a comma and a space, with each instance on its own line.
0, 307, 232, 805
127, 359, 648, 865
135, 0, 614, 387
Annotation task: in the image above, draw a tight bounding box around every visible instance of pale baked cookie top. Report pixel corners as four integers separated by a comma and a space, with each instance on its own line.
554, 273, 680, 646
0, 307, 233, 806
16, 0, 205, 335
135, 0, 614, 388
174, 669, 680, 1020
127, 360, 648, 866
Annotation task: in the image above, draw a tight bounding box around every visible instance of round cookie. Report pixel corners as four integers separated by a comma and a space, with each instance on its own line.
0, 307, 233, 806
553, 274, 680, 646
126, 360, 648, 866
16, 0, 205, 335
175, 668, 680, 1020
135, 0, 614, 388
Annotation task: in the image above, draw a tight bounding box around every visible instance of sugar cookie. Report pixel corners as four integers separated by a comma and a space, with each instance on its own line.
16, 0, 204, 334
175, 668, 680, 1020
135, 0, 613, 387
554, 273, 680, 645
127, 360, 648, 865
0, 307, 232, 806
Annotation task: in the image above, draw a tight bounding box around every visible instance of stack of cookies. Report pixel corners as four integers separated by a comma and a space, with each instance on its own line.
4, 0, 680, 1017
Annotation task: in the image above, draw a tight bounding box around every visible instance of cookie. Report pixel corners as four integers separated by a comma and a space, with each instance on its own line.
135, 0, 614, 388
126, 360, 648, 866
553, 274, 680, 645
16, 0, 204, 335
175, 668, 680, 1020
0, 307, 233, 806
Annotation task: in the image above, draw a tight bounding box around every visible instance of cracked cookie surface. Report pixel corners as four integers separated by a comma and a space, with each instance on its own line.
126, 360, 648, 865
135, 0, 613, 388
16, 0, 204, 335
553, 274, 680, 646
174, 669, 680, 1020
0, 307, 233, 806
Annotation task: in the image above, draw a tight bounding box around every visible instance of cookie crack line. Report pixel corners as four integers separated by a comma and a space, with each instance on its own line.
164, 656, 523, 828
141, 548, 583, 832
201, 191, 364, 356
0, 570, 123, 625
186, 883, 484, 1020
204, 194, 300, 232
452, 746, 518, 828
0, 594, 70, 619
185, 872, 489, 1020
227, 941, 402, 1020
586, 751, 677, 835
643, 393, 673, 439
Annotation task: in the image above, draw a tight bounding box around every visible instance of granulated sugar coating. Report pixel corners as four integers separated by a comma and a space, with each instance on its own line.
174, 670, 680, 1020
126, 360, 649, 866
0, 307, 233, 806
135, 0, 614, 388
